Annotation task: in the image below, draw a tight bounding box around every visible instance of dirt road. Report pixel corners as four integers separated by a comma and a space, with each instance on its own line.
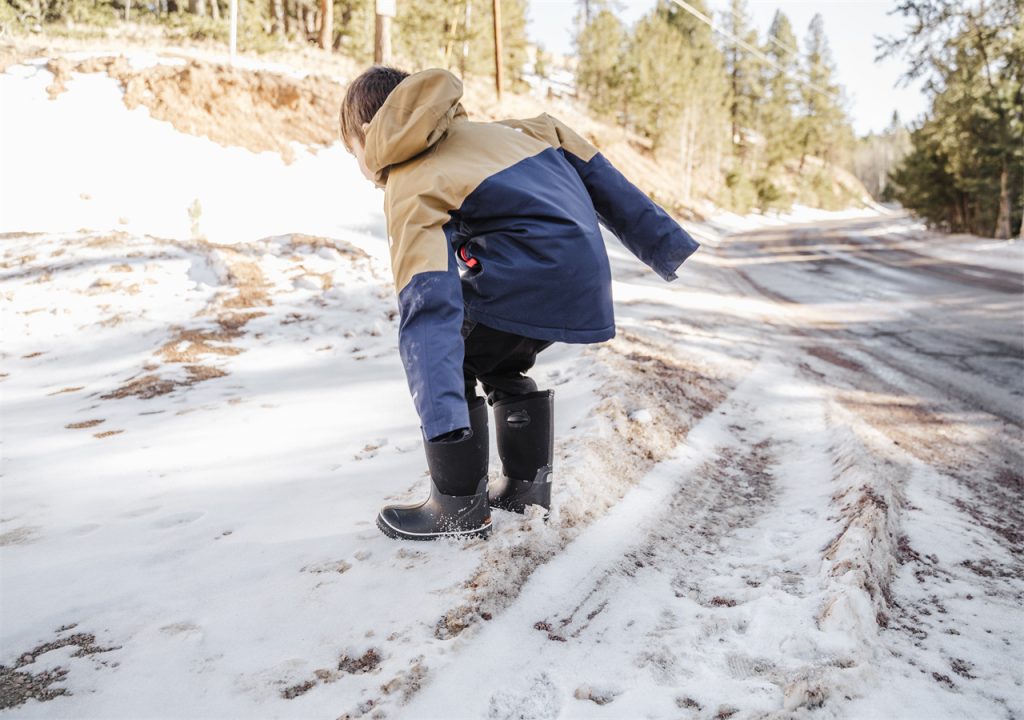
723, 217, 1023, 561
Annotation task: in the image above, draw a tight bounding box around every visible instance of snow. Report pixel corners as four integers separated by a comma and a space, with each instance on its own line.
0, 61, 384, 257
407, 357, 863, 717
2, 54, 1022, 720
699, 203, 889, 237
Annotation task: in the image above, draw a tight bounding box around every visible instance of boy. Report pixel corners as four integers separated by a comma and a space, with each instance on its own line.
339, 65, 699, 542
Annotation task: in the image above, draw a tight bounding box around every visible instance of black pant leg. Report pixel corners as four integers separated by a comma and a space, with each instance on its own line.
463, 322, 553, 403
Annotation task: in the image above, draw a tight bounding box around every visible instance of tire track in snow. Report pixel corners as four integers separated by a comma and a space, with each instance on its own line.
401, 357, 902, 718
711, 219, 1024, 717
428, 330, 735, 642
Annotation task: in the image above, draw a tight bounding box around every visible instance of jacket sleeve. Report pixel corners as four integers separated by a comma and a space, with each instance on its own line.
384, 178, 468, 441
498, 113, 699, 281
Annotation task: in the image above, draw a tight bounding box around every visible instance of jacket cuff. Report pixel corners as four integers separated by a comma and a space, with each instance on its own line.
655, 232, 700, 282
422, 406, 471, 443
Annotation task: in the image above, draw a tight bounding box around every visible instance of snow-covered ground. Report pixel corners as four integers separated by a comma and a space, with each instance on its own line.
2, 56, 1022, 719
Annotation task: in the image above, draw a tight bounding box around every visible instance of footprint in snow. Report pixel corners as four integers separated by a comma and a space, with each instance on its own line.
160, 621, 204, 639
354, 438, 388, 461
574, 684, 620, 706
726, 653, 776, 680
488, 672, 561, 720
153, 511, 206, 529
69, 523, 102, 536
119, 505, 161, 519
301, 559, 352, 575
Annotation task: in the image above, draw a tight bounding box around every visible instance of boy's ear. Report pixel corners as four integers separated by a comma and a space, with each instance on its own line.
361, 121, 371, 136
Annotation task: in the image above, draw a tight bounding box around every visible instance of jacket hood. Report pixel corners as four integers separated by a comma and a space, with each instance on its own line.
363, 68, 467, 185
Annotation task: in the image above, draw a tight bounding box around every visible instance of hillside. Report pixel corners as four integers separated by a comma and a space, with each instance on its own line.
0, 34, 873, 220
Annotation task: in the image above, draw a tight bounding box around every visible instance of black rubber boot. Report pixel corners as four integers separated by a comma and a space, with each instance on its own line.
376, 398, 492, 541
488, 390, 554, 516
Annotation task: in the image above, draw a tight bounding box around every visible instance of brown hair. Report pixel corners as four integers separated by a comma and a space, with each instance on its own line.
339, 65, 409, 150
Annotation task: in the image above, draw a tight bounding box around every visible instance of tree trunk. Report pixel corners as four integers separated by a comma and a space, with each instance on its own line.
492, 0, 504, 101
319, 0, 331, 49
460, 0, 471, 79
304, 5, 314, 36
269, 0, 284, 36
994, 159, 1011, 239
209, 0, 220, 20
443, 13, 459, 68
188, 0, 205, 16
680, 107, 694, 203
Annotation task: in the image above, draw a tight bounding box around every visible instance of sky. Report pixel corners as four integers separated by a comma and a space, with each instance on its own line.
526, 0, 929, 136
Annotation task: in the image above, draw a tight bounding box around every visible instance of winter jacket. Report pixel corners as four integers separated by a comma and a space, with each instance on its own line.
362, 68, 699, 440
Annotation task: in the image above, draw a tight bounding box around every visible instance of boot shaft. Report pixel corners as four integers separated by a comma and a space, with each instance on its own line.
492, 390, 554, 482
424, 397, 489, 496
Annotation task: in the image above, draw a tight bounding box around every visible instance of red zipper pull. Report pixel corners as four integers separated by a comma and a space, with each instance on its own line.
459, 246, 479, 269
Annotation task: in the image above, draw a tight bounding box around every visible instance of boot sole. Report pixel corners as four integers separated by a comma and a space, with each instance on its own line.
489, 500, 551, 521
375, 512, 492, 541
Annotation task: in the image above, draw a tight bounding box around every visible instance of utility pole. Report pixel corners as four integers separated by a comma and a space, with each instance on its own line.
492, 0, 503, 101
320, 0, 333, 50
375, 0, 395, 64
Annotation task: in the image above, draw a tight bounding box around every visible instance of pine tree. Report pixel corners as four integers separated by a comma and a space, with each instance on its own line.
387, 0, 529, 88
883, 0, 1022, 237
392, 0, 461, 70
890, 118, 966, 231
797, 14, 847, 169
760, 10, 798, 171
615, 1, 733, 202
623, 5, 687, 151
721, 0, 764, 162
574, 6, 628, 119
467, 0, 530, 89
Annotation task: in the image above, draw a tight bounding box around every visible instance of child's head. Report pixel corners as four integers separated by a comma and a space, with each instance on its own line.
340, 65, 409, 182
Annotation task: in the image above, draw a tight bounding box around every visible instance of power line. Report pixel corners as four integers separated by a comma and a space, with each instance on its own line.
716, 1, 800, 59
764, 29, 800, 60
765, 33, 799, 59
667, 0, 838, 99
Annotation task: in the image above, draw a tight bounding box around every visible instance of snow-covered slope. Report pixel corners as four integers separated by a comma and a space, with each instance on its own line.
2, 56, 1021, 719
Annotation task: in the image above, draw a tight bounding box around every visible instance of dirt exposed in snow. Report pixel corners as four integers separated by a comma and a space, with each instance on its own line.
430, 329, 737, 644
0, 625, 120, 711
45, 55, 344, 162
76, 233, 368, 402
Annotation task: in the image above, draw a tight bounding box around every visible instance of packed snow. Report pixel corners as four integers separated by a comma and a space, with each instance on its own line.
1, 55, 1022, 720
